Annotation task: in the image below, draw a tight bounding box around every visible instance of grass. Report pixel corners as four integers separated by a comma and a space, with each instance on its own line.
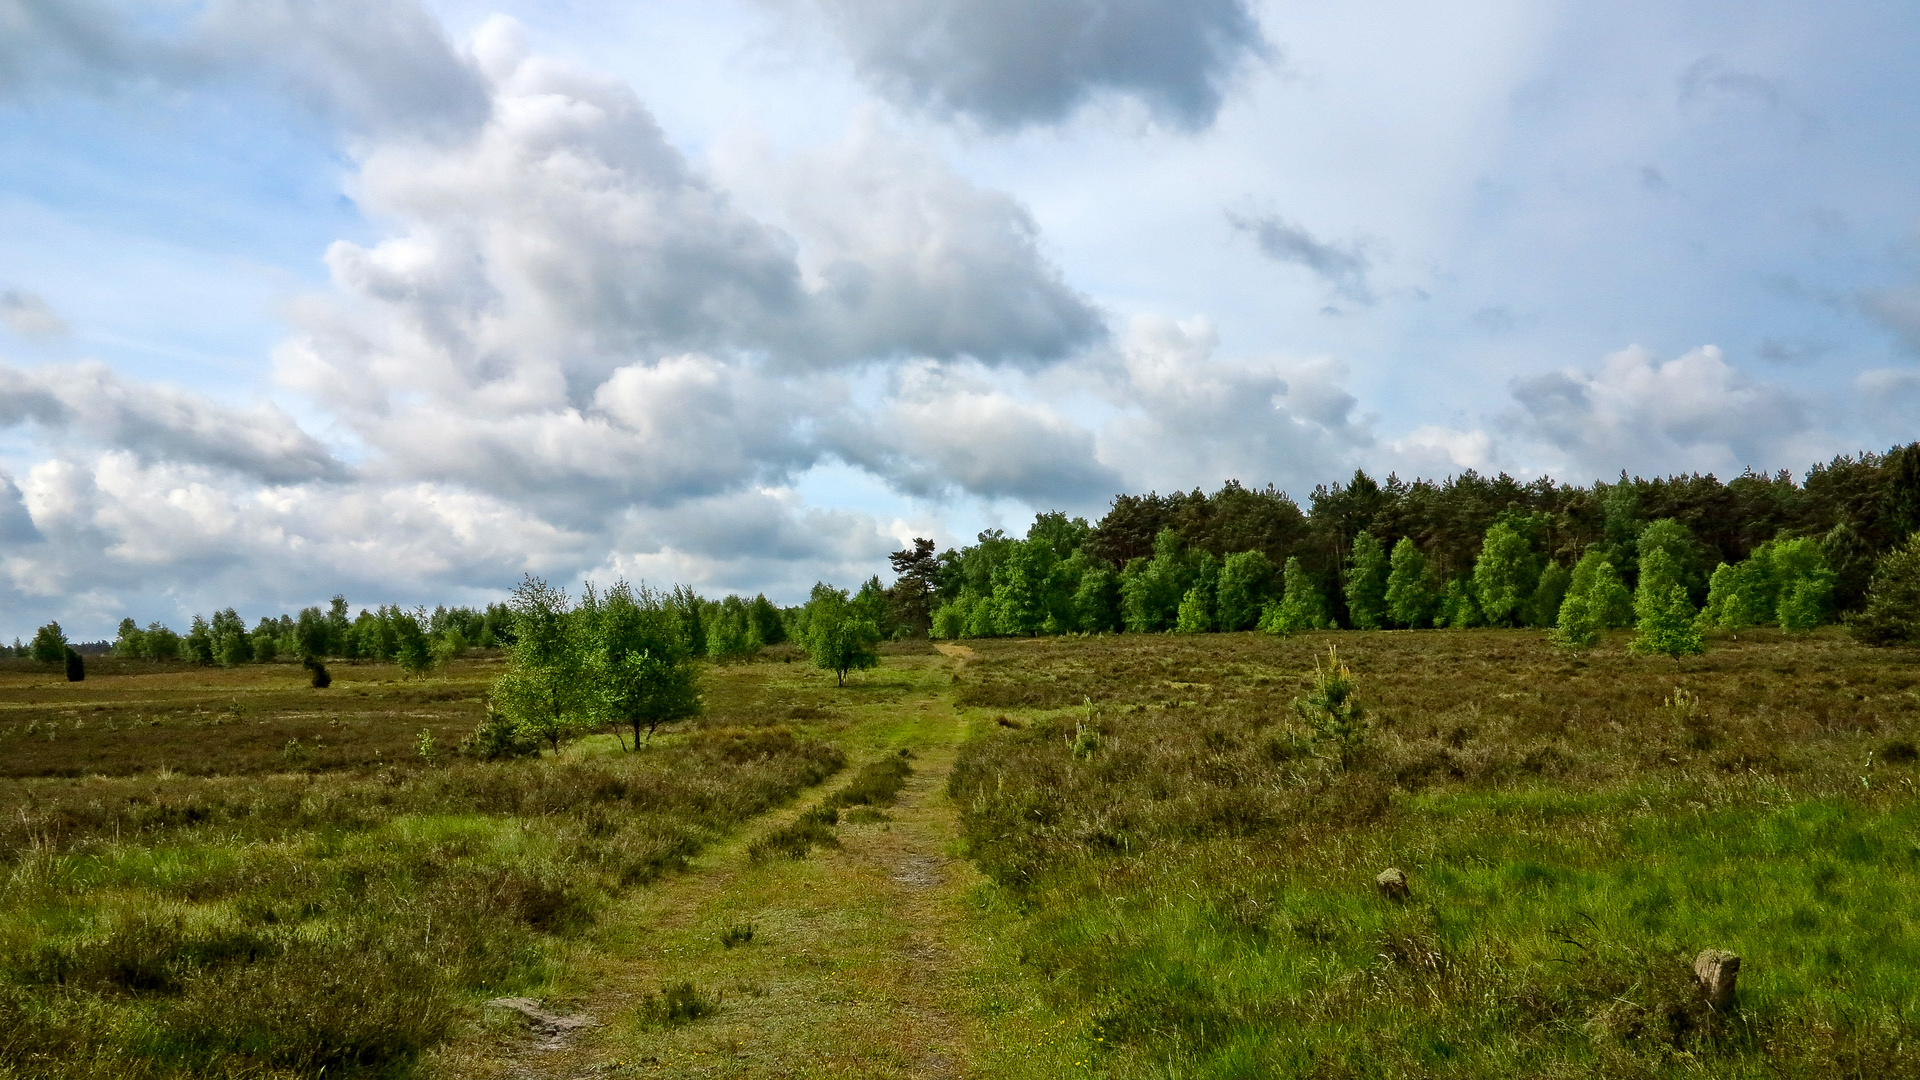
948, 627, 1920, 1078
0, 656, 844, 1078
7, 629, 1919, 1077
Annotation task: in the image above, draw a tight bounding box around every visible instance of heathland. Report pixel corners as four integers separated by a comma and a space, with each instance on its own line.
1, 625, 1917, 1078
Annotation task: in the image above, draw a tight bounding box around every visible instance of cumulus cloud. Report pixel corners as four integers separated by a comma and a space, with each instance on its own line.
0, 289, 69, 337
1081, 317, 1373, 496
1509, 344, 1813, 478
800, 0, 1269, 131
0, 0, 488, 139
718, 118, 1104, 366
824, 361, 1120, 503
0, 362, 345, 483
1227, 211, 1374, 305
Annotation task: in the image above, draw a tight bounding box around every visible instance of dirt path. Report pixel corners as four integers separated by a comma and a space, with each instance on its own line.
431, 677, 994, 1079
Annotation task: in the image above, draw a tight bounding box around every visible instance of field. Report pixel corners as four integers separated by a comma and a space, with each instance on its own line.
1, 630, 1917, 1078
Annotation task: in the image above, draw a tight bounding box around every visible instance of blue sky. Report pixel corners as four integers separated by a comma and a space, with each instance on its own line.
1, 0, 1917, 639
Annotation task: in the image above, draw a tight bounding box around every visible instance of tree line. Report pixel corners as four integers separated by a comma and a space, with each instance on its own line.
865, 444, 1920, 651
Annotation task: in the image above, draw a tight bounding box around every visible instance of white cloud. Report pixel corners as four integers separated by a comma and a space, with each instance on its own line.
0, 361, 345, 483
1085, 316, 1372, 496
1509, 344, 1816, 478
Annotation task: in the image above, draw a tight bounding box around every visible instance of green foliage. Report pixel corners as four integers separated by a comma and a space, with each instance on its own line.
1215, 549, 1275, 631
1072, 566, 1123, 633
703, 595, 759, 659
29, 622, 67, 664
1851, 533, 1920, 645
1550, 592, 1601, 649
391, 608, 432, 675
1438, 577, 1482, 628
930, 599, 967, 640
1293, 646, 1366, 768
1473, 520, 1541, 626
112, 618, 144, 658
1702, 558, 1774, 629
1770, 537, 1836, 631
1569, 550, 1635, 628
991, 540, 1054, 636
1384, 537, 1435, 628
490, 576, 587, 752
748, 594, 787, 646
1526, 562, 1571, 627
249, 618, 281, 664
1343, 531, 1389, 629
1261, 556, 1329, 635
1120, 530, 1192, 633
803, 584, 881, 686
580, 581, 702, 747
1630, 552, 1705, 658
1174, 585, 1213, 633
1634, 517, 1701, 600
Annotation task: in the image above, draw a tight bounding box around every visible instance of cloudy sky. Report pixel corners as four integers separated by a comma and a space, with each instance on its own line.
2, 0, 1917, 638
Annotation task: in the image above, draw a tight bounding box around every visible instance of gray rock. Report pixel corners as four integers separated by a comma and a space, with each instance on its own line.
1693, 949, 1740, 1010
1376, 867, 1409, 901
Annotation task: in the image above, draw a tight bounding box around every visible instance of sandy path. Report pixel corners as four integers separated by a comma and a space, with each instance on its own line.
431, 704, 987, 1079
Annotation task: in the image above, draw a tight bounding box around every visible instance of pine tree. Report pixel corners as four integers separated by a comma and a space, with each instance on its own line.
1851, 533, 1920, 645
1345, 531, 1389, 630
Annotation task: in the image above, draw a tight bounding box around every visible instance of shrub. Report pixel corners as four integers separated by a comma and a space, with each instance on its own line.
636, 982, 718, 1029
63, 648, 83, 683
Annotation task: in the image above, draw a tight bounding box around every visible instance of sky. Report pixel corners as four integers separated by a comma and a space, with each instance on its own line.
1, 0, 1918, 640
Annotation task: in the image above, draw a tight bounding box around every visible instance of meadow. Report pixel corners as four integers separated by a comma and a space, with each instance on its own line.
0, 629, 1915, 1078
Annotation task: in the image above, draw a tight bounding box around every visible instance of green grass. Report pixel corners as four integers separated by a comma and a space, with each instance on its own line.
0, 660, 844, 1080
949, 628, 1920, 1078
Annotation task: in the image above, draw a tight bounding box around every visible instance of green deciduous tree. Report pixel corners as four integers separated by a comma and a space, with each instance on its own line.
1216, 550, 1276, 631
804, 583, 881, 686
1072, 566, 1123, 633
1345, 531, 1389, 630
490, 576, 587, 752
30, 622, 67, 664
1261, 556, 1330, 634
1120, 530, 1191, 633
1527, 562, 1572, 628
112, 618, 145, 658
1770, 537, 1836, 632
1569, 551, 1635, 628
1385, 538, 1436, 628
1473, 520, 1541, 627
581, 581, 702, 747
1551, 592, 1601, 649
1630, 549, 1705, 658
1701, 558, 1773, 630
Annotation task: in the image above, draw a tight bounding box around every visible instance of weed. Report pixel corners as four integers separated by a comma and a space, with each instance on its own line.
720, 923, 755, 948
635, 981, 719, 1029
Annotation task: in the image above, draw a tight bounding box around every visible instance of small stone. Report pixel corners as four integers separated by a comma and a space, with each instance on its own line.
1693, 949, 1740, 1010
1376, 867, 1410, 901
